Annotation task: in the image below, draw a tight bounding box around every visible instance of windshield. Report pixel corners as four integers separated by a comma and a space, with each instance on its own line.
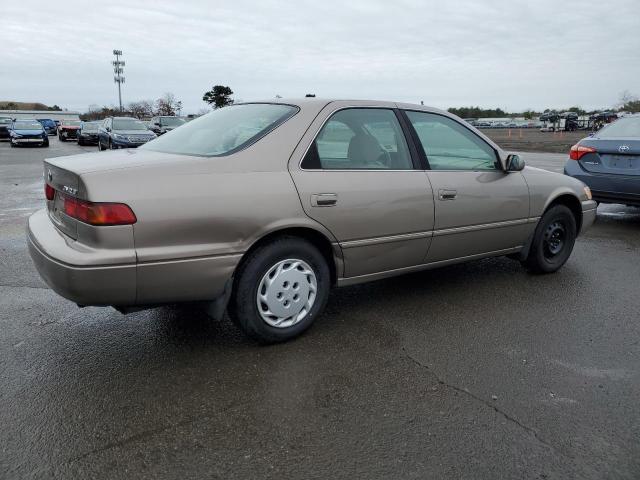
597, 117, 640, 138
141, 104, 298, 156
13, 121, 43, 130
113, 118, 149, 131
0, 118, 12, 125
161, 117, 186, 127
62, 120, 81, 127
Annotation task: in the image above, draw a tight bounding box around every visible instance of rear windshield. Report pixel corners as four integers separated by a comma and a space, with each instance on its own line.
141, 103, 298, 157
82, 123, 99, 131
160, 117, 186, 126
0, 118, 12, 125
13, 121, 43, 130
113, 118, 148, 130
597, 117, 640, 138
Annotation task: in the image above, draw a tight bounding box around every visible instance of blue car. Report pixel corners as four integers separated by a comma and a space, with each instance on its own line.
37, 118, 58, 135
9, 119, 49, 148
564, 116, 640, 207
97, 116, 156, 150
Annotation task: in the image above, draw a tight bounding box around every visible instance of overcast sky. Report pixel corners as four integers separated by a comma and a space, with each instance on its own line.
2, 0, 639, 114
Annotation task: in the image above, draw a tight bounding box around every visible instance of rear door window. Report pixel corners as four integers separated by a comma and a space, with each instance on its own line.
302, 108, 413, 170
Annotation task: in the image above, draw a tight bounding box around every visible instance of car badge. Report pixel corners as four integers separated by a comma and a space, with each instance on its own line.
618, 145, 630, 153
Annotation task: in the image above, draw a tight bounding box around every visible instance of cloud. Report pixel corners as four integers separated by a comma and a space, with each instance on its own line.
2, 0, 639, 113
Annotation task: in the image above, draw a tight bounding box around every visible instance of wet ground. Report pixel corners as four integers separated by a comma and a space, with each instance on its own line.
1, 137, 639, 479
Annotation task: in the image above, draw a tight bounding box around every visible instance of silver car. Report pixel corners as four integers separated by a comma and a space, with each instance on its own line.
28, 99, 597, 343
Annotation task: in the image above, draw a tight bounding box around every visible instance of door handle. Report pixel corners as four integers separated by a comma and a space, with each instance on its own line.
438, 189, 457, 200
311, 193, 337, 207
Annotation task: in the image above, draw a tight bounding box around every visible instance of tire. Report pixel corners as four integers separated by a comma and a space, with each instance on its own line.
43, 139, 49, 147
228, 237, 331, 343
59, 135, 65, 142
10, 141, 16, 148
98, 140, 103, 151
108, 139, 114, 150
521, 205, 577, 274
78, 138, 83, 146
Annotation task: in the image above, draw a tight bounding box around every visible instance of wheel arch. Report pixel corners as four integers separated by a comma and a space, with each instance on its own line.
544, 193, 582, 233
240, 226, 342, 286
518, 192, 582, 261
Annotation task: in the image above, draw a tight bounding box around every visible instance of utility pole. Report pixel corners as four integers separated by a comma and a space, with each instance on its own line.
112, 50, 125, 112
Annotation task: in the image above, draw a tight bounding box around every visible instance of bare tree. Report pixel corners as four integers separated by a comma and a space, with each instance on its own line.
155, 93, 183, 116
128, 100, 154, 119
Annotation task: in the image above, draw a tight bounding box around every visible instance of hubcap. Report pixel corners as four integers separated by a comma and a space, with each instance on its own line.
256, 259, 317, 328
543, 221, 566, 257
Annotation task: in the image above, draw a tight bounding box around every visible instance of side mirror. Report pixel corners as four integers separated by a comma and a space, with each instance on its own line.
506, 154, 525, 172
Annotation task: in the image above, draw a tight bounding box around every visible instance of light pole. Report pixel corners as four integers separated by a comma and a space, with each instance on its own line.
112, 50, 125, 112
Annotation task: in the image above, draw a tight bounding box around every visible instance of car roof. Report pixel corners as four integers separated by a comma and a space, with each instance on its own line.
243, 98, 451, 116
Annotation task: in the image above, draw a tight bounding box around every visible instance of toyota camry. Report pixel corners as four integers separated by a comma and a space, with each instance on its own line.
28, 99, 596, 343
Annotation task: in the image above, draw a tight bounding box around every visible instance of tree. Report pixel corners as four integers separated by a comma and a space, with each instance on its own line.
128, 100, 154, 119
619, 90, 640, 112
202, 85, 234, 109
48, 105, 62, 111
305, 94, 316, 97
155, 93, 182, 116
567, 106, 586, 115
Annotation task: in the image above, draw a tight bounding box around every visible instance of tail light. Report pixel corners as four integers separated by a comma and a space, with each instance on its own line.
45, 183, 136, 226
45, 183, 55, 201
569, 144, 597, 160
62, 194, 136, 225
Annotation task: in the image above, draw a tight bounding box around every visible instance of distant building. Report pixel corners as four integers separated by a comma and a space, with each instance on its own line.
0, 110, 81, 121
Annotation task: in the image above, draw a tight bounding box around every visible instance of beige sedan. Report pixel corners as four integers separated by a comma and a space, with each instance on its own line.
28, 99, 596, 342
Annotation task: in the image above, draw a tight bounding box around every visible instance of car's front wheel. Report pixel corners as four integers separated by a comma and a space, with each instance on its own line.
522, 204, 577, 274
228, 237, 331, 343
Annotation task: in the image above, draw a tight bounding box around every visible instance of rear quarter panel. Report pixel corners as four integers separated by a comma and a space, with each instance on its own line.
78, 102, 338, 303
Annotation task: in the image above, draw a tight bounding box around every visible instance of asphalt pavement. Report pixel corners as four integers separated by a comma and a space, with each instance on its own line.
1, 137, 639, 479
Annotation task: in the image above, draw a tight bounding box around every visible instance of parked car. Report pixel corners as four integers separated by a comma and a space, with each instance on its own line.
98, 117, 157, 150
564, 115, 640, 206
28, 99, 596, 343
9, 119, 49, 147
37, 118, 58, 135
77, 121, 101, 146
0, 116, 13, 140
58, 120, 81, 141
148, 115, 187, 135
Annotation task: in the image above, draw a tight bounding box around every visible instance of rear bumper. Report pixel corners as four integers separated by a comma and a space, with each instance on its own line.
27, 209, 242, 308
565, 160, 640, 205
28, 209, 136, 306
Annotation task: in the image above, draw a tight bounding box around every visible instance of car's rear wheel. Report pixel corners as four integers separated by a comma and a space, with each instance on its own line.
228, 237, 330, 343
522, 204, 577, 274
43, 139, 49, 147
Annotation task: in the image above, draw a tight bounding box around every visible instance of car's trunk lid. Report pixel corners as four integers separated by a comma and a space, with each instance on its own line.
44, 148, 188, 175
44, 162, 81, 239
578, 138, 640, 176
